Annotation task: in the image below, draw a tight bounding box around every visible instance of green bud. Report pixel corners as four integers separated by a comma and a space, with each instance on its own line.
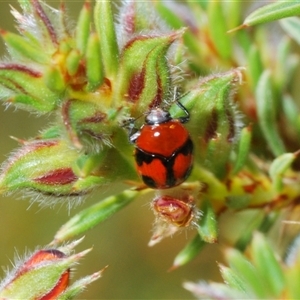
76, 1, 92, 55
44, 65, 66, 94
94, 0, 119, 79
115, 31, 182, 114
197, 199, 218, 243
53, 189, 139, 242
0, 29, 49, 63
269, 152, 297, 192
171, 69, 243, 179
86, 32, 104, 91
0, 139, 100, 197
66, 49, 81, 76
0, 64, 57, 112
61, 99, 111, 150
0, 240, 102, 300
0, 249, 71, 300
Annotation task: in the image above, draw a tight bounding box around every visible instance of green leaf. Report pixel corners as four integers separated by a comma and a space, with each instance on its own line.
255, 70, 286, 156
234, 210, 265, 251
59, 270, 104, 300
155, 2, 202, 58
244, 2, 300, 27
53, 190, 138, 242
170, 234, 205, 270
218, 264, 246, 292
183, 280, 246, 300
251, 232, 285, 297
274, 37, 298, 92
226, 248, 267, 298
197, 199, 218, 243
224, 1, 242, 29
207, 1, 232, 60
232, 125, 252, 175
269, 152, 297, 191
282, 94, 300, 131
280, 17, 300, 45
247, 45, 263, 89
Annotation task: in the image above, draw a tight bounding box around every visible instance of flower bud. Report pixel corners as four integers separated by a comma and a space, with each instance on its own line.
61, 99, 112, 151
0, 29, 49, 64
114, 31, 183, 114
0, 138, 104, 198
149, 190, 199, 246
152, 195, 195, 227
170, 68, 244, 179
0, 63, 57, 113
0, 240, 104, 300
0, 249, 69, 300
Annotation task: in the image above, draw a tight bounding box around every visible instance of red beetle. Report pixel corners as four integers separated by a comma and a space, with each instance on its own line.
130, 102, 193, 189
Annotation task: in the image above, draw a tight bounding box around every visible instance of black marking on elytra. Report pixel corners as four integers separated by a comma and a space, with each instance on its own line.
135, 137, 193, 188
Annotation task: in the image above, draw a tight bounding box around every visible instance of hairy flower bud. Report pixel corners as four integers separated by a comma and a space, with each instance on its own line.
0, 240, 104, 300
153, 194, 195, 227
0, 138, 105, 198
149, 191, 199, 246
114, 31, 183, 114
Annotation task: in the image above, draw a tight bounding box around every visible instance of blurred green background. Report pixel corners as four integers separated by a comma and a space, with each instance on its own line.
0, 1, 223, 299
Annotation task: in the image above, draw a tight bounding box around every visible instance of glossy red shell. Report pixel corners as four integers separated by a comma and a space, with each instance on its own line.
134, 120, 193, 189
136, 120, 189, 157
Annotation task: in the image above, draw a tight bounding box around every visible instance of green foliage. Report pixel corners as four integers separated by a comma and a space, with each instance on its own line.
1, 0, 300, 298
